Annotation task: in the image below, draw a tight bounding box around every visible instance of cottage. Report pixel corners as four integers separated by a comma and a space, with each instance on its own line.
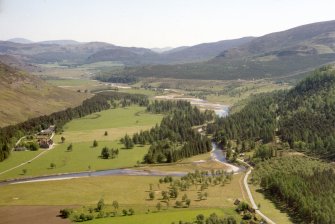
39, 125, 55, 136
39, 139, 53, 149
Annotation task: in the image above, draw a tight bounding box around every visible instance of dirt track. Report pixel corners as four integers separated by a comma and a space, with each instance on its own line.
0, 205, 72, 224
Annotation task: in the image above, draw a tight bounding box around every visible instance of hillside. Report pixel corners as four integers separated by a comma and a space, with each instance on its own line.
158, 36, 255, 64
0, 61, 87, 127
7, 38, 33, 44
123, 20, 335, 80
0, 37, 254, 66
209, 65, 335, 159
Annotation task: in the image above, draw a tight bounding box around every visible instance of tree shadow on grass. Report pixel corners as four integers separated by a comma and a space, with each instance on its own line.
256, 188, 303, 223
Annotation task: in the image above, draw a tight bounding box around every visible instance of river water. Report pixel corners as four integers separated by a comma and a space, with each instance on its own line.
0, 97, 237, 185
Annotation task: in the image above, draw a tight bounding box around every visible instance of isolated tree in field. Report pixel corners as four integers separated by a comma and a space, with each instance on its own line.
162, 191, 169, 201
149, 191, 155, 200
185, 199, 191, 207
112, 200, 119, 211
182, 193, 188, 201
198, 192, 203, 200
196, 214, 205, 223
61, 136, 65, 143
96, 198, 105, 212
50, 162, 56, 169
67, 143, 73, 151
203, 192, 208, 199
22, 168, 27, 175
169, 187, 178, 198
104, 131, 108, 136
122, 209, 128, 216
101, 147, 110, 159
93, 140, 98, 147
175, 201, 182, 208
156, 202, 161, 211
124, 134, 134, 149
128, 208, 134, 215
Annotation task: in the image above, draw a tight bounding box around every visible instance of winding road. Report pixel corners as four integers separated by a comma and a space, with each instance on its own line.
237, 158, 276, 224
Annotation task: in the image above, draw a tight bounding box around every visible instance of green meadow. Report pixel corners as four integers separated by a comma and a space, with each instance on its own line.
0, 106, 163, 180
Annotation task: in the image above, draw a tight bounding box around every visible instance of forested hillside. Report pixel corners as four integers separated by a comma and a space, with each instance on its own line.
208, 66, 335, 159
207, 66, 335, 223
252, 156, 335, 224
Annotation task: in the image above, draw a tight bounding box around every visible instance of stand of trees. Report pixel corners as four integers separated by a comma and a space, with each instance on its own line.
0, 92, 149, 162
94, 74, 138, 84
252, 156, 335, 223
131, 100, 213, 163
208, 66, 335, 159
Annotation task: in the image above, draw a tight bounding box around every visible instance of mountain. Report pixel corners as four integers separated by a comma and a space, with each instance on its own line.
159, 37, 255, 64
37, 39, 81, 45
123, 20, 335, 80
0, 61, 87, 127
86, 46, 158, 65
7, 38, 33, 44
218, 20, 335, 59
151, 47, 174, 53
0, 37, 255, 66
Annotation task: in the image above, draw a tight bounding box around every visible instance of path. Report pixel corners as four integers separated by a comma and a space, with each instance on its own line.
12, 136, 26, 151
0, 133, 56, 176
240, 158, 276, 224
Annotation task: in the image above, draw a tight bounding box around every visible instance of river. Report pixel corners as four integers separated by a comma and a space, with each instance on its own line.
0, 96, 240, 185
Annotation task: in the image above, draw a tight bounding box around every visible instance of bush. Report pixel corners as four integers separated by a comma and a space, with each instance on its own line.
59, 208, 73, 218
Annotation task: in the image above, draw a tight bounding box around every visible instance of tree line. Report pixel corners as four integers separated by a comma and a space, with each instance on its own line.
0, 92, 149, 162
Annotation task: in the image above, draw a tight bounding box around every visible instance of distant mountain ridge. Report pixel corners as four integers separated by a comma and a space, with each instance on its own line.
3, 20, 335, 79
1, 36, 255, 65
7, 38, 33, 44
124, 20, 335, 80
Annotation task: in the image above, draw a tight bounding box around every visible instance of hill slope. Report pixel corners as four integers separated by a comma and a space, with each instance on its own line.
0, 61, 87, 127
123, 20, 335, 80
210, 65, 335, 159
6, 38, 33, 44
0, 37, 254, 66
158, 37, 255, 64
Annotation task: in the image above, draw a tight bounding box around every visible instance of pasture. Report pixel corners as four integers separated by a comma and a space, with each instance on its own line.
0, 106, 163, 180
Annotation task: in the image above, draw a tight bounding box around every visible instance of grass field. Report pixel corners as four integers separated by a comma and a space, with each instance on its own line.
248, 179, 292, 223
0, 151, 41, 173
0, 106, 163, 180
86, 208, 238, 224
0, 172, 245, 206
63, 106, 161, 131
0, 141, 150, 180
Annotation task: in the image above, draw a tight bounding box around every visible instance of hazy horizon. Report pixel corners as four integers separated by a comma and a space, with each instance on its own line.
1, 0, 335, 48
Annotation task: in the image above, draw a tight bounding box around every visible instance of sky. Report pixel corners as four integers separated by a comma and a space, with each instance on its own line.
0, 0, 335, 48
